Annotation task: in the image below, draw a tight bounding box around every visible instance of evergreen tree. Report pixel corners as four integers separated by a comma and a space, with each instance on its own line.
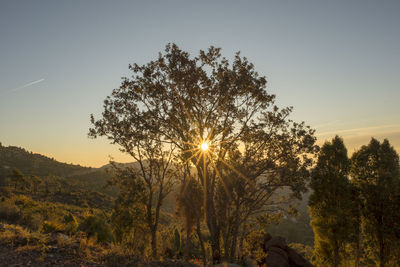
309, 136, 358, 267
351, 138, 400, 267
10, 168, 26, 190
30, 175, 42, 194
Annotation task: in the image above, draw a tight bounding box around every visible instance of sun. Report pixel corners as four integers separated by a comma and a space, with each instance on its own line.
200, 142, 209, 151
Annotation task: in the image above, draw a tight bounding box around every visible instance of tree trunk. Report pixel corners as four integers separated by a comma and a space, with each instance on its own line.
210, 228, 221, 263
223, 226, 231, 261
185, 225, 190, 259
196, 218, 207, 265
200, 164, 221, 263
151, 228, 157, 258
333, 240, 340, 267
147, 190, 158, 258
229, 220, 240, 261
355, 229, 361, 267
205, 192, 220, 263
379, 240, 385, 267
238, 225, 246, 260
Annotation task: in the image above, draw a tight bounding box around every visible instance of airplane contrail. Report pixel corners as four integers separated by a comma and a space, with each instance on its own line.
11, 78, 45, 92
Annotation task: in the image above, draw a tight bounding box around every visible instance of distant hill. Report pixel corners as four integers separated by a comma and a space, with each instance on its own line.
0, 143, 117, 210
0, 144, 92, 178
0, 143, 118, 196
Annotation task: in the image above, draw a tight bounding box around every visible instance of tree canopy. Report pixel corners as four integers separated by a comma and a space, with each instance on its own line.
89, 43, 318, 262
309, 136, 359, 267
351, 138, 400, 266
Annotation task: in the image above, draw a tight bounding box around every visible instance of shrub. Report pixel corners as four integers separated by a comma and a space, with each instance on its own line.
63, 213, 78, 234
78, 214, 113, 243
21, 211, 42, 231
0, 202, 20, 224
42, 220, 64, 233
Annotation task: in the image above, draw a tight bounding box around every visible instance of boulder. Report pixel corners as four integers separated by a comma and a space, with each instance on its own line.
265, 236, 288, 250
265, 249, 290, 267
261, 234, 314, 267
287, 247, 313, 267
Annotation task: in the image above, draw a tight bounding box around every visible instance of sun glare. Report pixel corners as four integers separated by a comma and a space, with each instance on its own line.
201, 142, 209, 151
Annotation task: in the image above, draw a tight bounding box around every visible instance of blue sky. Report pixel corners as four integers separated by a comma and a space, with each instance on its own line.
0, 0, 399, 166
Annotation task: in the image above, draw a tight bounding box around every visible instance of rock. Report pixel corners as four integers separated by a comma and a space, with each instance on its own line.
265, 250, 291, 267
261, 234, 314, 267
268, 246, 289, 261
287, 247, 313, 267
242, 258, 256, 267
264, 236, 288, 250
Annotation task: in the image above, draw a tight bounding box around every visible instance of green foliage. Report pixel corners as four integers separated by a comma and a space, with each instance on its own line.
351, 138, 400, 266
79, 214, 113, 243
241, 228, 267, 263
309, 136, 359, 266
288, 243, 314, 262
109, 165, 148, 246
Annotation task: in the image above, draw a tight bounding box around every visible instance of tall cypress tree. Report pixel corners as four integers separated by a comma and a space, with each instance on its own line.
309, 136, 358, 267
351, 138, 400, 267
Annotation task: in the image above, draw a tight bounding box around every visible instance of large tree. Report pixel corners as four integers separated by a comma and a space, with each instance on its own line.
351, 138, 400, 267
309, 136, 359, 267
90, 43, 317, 262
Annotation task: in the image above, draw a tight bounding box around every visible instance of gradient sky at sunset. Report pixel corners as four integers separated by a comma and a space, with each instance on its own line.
1, 0, 399, 167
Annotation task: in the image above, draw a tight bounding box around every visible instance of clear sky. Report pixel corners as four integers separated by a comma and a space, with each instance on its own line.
1, 0, 399, 167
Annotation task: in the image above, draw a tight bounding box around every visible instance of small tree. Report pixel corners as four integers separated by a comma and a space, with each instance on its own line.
109, 164, 148, 250
89, 128, 177, 258
351, 138, 400, 267
10, 168, 25, 190
308, 136, 359, 267
30, 175, 42, 194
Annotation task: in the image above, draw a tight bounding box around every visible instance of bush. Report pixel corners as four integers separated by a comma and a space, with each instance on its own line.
42, 220, 64, 233
21, 211, 42, 230
0, 202, 20, 224
78, 214, 113, 243
63, 213, 78, 234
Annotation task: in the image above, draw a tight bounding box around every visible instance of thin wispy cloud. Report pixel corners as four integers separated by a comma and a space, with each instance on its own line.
316, 124, 400, 137
11, 78, 45, 92
313, 120, 341, 129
